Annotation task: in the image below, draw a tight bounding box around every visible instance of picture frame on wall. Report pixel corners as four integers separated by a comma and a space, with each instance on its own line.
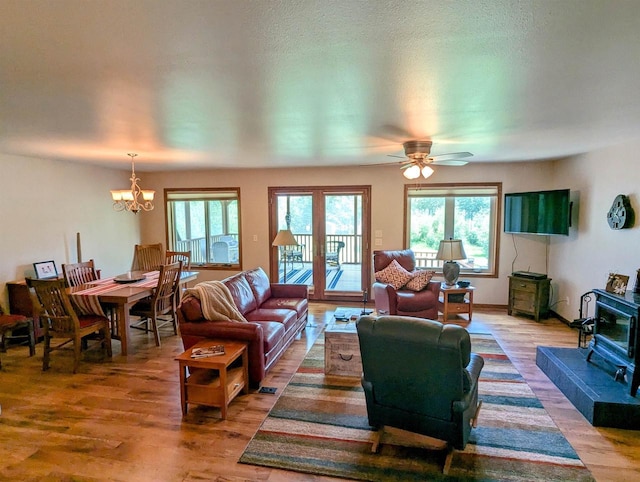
605, 272, 629, 295
33, 260, 58, 279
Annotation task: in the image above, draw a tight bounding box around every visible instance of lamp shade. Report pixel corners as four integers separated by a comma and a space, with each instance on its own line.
435, 239, 467, 261
272, 229, 298, 247
403, 165, 421, 179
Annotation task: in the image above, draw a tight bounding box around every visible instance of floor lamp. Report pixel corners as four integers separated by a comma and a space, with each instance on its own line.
272, 229, 298, 283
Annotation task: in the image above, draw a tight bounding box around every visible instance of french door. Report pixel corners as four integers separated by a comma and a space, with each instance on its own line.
269, 186, 371, 301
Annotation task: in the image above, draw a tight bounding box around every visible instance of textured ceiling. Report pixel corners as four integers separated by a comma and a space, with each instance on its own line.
2, 0, 640, 171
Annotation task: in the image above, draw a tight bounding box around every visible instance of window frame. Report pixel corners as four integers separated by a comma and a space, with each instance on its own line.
404, 182, 501, 278
164, 187, 242, 270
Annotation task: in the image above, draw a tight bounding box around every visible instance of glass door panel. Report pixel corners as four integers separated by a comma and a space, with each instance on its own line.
323, 194, 363, 296
275, 194, 314, 286
269, 186, 370, 302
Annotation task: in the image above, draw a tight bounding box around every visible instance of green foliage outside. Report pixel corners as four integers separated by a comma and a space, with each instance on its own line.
409, 196, 491, 267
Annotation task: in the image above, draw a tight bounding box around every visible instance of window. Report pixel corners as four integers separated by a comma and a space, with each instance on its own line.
405, 183, 501, 276
165, 188, 241, 268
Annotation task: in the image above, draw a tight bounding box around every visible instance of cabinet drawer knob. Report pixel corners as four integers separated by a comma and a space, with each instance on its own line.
339, 354, 354, 361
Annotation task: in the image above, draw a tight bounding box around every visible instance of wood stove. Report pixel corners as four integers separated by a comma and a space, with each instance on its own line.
587, 289, 640, 396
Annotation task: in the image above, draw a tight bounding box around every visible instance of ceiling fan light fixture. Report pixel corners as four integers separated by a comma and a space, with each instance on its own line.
403, 164, 421, 179
421, 165, 434, 178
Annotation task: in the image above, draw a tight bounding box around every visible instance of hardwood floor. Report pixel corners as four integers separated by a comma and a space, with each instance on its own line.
1, 304, 640, 481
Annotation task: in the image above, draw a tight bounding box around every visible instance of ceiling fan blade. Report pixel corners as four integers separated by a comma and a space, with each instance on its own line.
429, 152, 473, 161
430, 159, 469, 166
387, 154, 407, 159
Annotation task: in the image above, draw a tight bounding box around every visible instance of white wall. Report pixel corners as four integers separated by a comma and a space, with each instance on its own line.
9, 141, 637, 319
0, 154, 140, 308
142, 159, 556, 305
550, 138, 640, 321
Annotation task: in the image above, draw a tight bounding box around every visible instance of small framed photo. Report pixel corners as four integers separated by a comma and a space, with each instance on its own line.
606, 272, 629, 295
33, 260, 58, 279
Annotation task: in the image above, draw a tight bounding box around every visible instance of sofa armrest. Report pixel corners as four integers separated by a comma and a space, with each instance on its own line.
372, 281, 398, 315
179, 320, 266, 385
426, 280, 442, 295
270, 283, 308, 299
180, 320, 263, 346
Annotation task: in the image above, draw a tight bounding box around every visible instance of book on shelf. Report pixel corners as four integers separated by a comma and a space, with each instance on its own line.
191, 344, 225, 358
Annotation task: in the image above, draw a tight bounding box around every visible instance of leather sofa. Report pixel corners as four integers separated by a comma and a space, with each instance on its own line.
177, 267, 308, 386
357, 315, 484, 451
372, 249, 441, 319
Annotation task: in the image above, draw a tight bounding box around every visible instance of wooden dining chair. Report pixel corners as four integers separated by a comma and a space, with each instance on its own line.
131, 243, 164, 271
129, 261, 182, 347
0, 305, 36, 369
27, 278, 112, 373
62, 259, 99, 287
165, 250, 191, 269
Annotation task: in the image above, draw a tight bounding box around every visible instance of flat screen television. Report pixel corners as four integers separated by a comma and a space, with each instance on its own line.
504, 189, 571, 236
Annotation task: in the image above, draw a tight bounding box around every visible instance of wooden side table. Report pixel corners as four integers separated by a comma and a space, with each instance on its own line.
175, 340, 249, 419
438, 286, 475, 321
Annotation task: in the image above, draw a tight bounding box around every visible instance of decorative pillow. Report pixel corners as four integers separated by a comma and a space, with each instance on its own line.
405, 269, 435, 291
375, 259, 413, 290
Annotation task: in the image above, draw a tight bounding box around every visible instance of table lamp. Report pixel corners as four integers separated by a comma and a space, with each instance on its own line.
435, 238, 467, 287
272, 229, 298, 283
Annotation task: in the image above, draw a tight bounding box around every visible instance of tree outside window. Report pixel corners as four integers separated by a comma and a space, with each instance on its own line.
406, 184, 500, 275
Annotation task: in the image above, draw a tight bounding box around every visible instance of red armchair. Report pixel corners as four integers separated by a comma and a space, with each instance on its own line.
372, 249, 441, 320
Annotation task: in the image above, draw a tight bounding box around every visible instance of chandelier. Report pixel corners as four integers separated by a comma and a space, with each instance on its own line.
110, 153, 155, 214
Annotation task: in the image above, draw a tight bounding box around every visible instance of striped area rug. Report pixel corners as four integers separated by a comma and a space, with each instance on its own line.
239, 333, 594, 481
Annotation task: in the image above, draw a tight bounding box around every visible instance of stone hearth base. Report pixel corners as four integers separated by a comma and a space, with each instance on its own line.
536, 346, 640, 429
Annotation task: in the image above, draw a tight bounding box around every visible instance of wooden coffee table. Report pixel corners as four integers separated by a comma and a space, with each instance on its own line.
325, 308, 370, 377
175, 340, 249, 419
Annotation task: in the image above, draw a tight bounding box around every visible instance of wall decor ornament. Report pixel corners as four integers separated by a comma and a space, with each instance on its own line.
607, 194, 634, 230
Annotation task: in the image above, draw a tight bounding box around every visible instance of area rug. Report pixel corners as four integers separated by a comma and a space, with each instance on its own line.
239, 333, 594, 481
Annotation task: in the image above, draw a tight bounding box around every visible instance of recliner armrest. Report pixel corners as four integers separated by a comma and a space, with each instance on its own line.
465, 353, 485, 392
426, 280, 442, 294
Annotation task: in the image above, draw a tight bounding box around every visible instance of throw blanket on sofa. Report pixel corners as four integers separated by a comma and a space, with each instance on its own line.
184, 281, 248, 323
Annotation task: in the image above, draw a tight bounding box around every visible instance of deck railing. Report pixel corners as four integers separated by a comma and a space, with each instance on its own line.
174, 234, 239, 265
175, 234, 446, 269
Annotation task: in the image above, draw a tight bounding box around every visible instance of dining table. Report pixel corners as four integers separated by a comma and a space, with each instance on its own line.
68, 270, 199, 355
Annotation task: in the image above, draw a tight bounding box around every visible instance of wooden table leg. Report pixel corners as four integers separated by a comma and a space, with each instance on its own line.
114, 303, 130, 356
220, 365, 229, 420
179, 362, 188, 415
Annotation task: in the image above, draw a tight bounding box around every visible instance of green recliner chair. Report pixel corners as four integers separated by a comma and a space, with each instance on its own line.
356, 315, 484, 459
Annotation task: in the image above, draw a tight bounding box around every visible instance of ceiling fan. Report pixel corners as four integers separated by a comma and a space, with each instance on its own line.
390, 140, 473, 179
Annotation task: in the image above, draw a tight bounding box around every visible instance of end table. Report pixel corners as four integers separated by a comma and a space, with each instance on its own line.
175, 340, 249, 419
438, 285, 475, 322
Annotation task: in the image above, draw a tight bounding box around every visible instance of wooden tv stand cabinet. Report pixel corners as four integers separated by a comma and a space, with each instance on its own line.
508, 275, 551, 322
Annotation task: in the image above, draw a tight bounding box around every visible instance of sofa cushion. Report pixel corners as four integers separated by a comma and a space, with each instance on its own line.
224, 273, 258, 314
246, 308, 298, 332
405, 270, 435, 291
180, 295, 205, 322
245, 267, 272, 307
373, 249, 416, 272
260, 297, 308, 319
375, 259, 413, 290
